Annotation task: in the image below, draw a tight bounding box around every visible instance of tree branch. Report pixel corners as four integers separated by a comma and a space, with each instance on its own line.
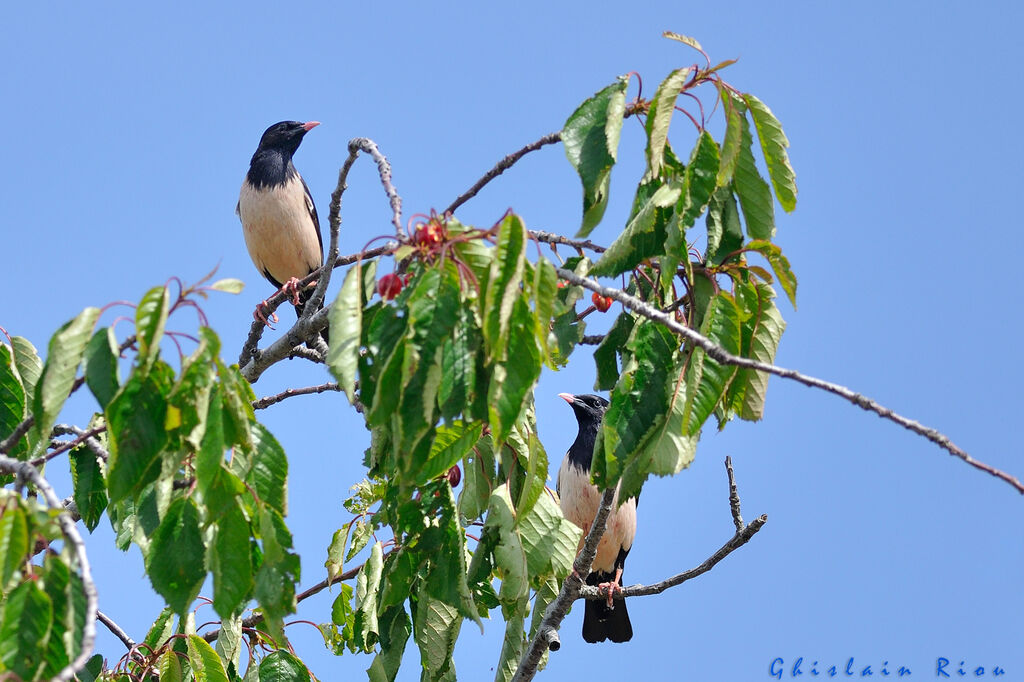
445, 132, 562, 215
0, 455, 97, 682
0, 415, 34, 455
555, 267, 1024, 495
96, 610, 136, 651
251, 382, 341, 410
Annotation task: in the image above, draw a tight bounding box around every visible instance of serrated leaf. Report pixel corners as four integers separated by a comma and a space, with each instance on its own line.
0, 580, 52, 680
732, 97, 775, 241
483, 214, 527, 362
70, 445, 107, 532
705, 186, 744, 265
187, 634, 230, 682
105, 372, 168, 503
258, 650, 310, 681
517, 490, 582, 579
214, 611, 243, 672
729, 282, 786, 421
327, 263, 363, 405
0, 344, 26, 460
212, 500, 253, 618
84, 327, 120, 409
10, 337, 42, 409
663, 31, 703, 52
0, 501, 29, 591
494, 597, 528, 682
136, 286, 170, 373
593, 312, 635, 391
646, 67, 693, 177
591, 182, 682, 277
420, 421, 483, 482
596, 321, 678, 489
562, 77, 629, 236
677, 131, 721, 230
253, 507, 300, 646
30, 307, 101, 455
354, 541, 384, 650
682, 293, 742, 434
147, 498, 206, 616
366, 605, 411, 682
716, 84, 743, 187
248, 423, 288, 515
143, 606, 175, 651
744, 93, 797, 212
159, 648, 183, 682
412, 590, 460, 682
346, 518, 373, 562
746, 239, 798, 307
487, 298, 542, 446
208, 278, 245, 294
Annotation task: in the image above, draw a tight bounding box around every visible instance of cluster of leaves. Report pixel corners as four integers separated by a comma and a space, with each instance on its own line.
0, 280, 311, 680
0, 35, 798, 682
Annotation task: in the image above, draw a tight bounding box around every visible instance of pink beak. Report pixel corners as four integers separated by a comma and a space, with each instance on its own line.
302, 121, 321, 131
558, 393, 575, 405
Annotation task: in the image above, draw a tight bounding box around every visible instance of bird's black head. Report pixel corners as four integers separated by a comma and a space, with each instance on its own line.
254, 120, 319, 157
559, 393, 609, 428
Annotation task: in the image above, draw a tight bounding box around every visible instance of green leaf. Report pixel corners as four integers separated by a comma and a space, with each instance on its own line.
212, 500, 253, 619
531, 259, 560, 366
716, 84, 743, 187
663, 31, 703, 52
135, 285, 170, 373
645, 67, 693, 177
593, 312, 636, 391
562, 77, 629, 236
0, 580, 52, 680
494, 597, 528, 682
732, 97, 775, 241
682, 293, 742, 434
30, 307, 101, 455
249, 423, 288, 515
186, 634, 230, 682
483, 213, 527, 362
346, 518, 373, 562
743, 93, 797, 212
705, 186, 744, 265
258, 650, 310, 681
354, 541, 384, 650
70, 445, 107, 532
147, 497, 206, 615
105, 372, 168, 503
327, 263, 364, 405
83, 327, 120, 409
10, 337, 42, 410
0, 501, 29, 591
208, 278, 245, 294
591, 182, 682, 277
253, 507, 300, 646
746, 239, 798, 308
366, 605, 411, 682
143, 606, 175, 651
515, 426, 548, 521
596, 321, 678, 489
214, 611, 243, 673
728, 282, 786, 421
677, 131, 721, 229
39, 556, 70, 677
0, 344, 26, 459
412, 586, 460, 682
518, 489, 582, 579
458, 435, 494, 521
487, 298, 542, 446
158, 648, 183, 682
420, 420, 483, 482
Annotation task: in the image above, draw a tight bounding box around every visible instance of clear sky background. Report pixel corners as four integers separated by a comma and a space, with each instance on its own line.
2, 2, 1022, 680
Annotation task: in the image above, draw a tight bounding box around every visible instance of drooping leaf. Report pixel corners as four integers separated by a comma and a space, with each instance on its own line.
746, 239, 798, 307
366, 605, 411, 682
258, 650, 310, 681
83, 327, 120, 410
487, 298, 542, 446
211, 500, 253, 619
705, 186, 744, 265
327, 263, 364, 405
105, 372, 168, 503
743, 93, 797, 212
248, 423, 288, 515
354, 541, 384, 650
593, 312, 636, 391
411, 586, 460, 682
562, 77, 629, 236
69, 444, 107, 532
147, 497, 206, 616
9, 337, 42, 417
30, 307, 101, 455
645, 67, 693, 177
483, 213, 527, 362
732, 96, 776, 241
728, 282, 786, 422
0, 579, 52, 681
682, 293, 743, 434
0, 501, 29, 591
0, 344, 26, 460
494, 596, 528, 682
677, 130, 721, 230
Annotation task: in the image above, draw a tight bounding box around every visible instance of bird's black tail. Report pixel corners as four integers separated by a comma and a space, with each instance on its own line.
582, 570, 632, 643
294, 288, 330, 345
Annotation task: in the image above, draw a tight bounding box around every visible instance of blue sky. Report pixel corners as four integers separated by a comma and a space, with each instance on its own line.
2, 2, 1022, 680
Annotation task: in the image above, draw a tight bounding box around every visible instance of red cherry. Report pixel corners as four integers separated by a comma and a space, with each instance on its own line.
446, 464, 462, 488
592, 292, 613, 312
377, 273, 403, 300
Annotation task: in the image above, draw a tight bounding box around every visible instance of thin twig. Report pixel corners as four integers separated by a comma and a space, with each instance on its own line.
52, 424, 111, 461
0, 454, 97, 682
725, 456, 743, 531
0, 415, 34, 455
445, 132, 562, 215
97, 610, 136, 650
531, 230, 607, 254
32, 425, 107, 466
252, 382, 341, 410
556, 267, 1024, 495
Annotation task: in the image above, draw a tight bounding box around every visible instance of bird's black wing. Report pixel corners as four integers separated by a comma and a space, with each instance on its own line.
300, 175, 323, 265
